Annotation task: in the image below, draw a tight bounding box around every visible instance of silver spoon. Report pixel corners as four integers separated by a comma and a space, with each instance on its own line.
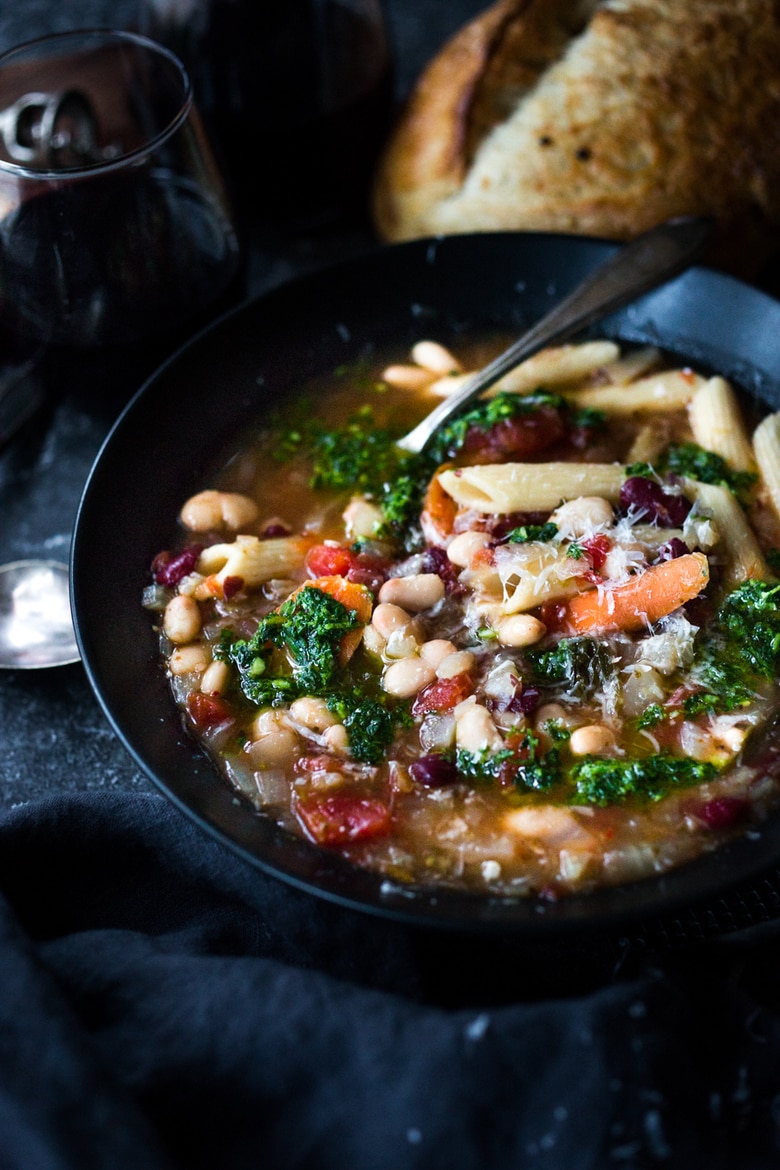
397, 215, 713, 454
0, 560, 79, 669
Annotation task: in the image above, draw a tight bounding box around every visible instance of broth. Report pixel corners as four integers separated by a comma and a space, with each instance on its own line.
143, 336, 780, 899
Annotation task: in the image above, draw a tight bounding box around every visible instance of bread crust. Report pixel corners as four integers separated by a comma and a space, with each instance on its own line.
373, 0, 780, 275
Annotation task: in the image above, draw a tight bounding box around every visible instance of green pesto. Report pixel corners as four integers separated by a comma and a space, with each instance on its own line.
570, 753, 718, 806
506, 522, 559, 544
215, 586, 405, 764
625, 443, 757, 502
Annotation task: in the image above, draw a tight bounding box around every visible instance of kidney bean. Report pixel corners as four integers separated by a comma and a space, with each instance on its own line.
152, 545, 203, 587
409, 754, 460, 788
656, 538, 690, 562
620, 476, 691, 526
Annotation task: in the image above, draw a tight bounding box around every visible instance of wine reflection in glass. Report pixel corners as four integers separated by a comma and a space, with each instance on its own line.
0, 29, 242, 667
0, 28, 241, 348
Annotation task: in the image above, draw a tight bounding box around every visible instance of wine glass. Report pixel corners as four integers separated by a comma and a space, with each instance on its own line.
0, 28, 241, 348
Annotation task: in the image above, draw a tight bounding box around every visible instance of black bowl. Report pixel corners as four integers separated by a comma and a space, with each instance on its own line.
71, 231, 780, 934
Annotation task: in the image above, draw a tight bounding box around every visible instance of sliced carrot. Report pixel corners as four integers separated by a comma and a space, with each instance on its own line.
291, 575, 374, 662
562, 552, 710, 634
420, 464, 458, 545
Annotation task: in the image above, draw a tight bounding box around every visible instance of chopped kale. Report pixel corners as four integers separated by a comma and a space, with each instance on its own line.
570, 406, 607, 431
507, 522, 559, 544
683, 580, 780, 717
526, 637, 615, 698
717, 580, 780, 677
571, 753, 718, 806
455, 729, 562, 792
325, 693, 399, 765
635, 703, 666, 730
664, 442, 757, 501
624, 461, 655, 479
625, 444, 756, 503
216, 588, 407, 762
566, 542, 586, 560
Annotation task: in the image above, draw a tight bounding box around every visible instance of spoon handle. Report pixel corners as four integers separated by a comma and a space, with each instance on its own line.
396, 215, 713, 454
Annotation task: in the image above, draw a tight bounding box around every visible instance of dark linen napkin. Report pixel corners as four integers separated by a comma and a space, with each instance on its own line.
2, 792, 780, 1170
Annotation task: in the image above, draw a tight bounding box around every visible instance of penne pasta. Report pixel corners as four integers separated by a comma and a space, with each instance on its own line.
196, 535, 308, 595
492, 544, 590, 614
426, 372, 475, 398
381, 364, 436, 391
410, 340, 463, 375
683, 479, 770, 586
426, 341, 622, 399
437, 462, 625, 514
625, 420, 673, 464
490, 341, 620, 395
561, 369, 705, 413
599, 346, 661, 386
752, 412, 780, 522
688, 377, 757, 473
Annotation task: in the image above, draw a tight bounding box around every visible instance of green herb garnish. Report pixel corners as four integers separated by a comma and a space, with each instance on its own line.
507, 522, 559, 544
571, 753, 717, 806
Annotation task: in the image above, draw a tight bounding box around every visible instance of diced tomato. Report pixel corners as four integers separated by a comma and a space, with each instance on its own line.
305, 543, 357, 578
296, 793, 391, 846
462, 405, 565, 463
187, 691, 235, 729
412, 672, 474, 717
580, 534, 612, 572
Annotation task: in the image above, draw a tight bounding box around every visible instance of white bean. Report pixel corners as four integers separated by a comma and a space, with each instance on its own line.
371, 602, 413, 639
180, 489, 259, 532
245, 729, 298, 769
420, 639, 458, 669
411, 340, 463, 375
384, 628, 421, 660
550, 496, 614, 537
343, 497, 384, 540
169, 645, 209, 675
496, 614, 546, 648
361, 625, 386, 657
455, 703, 503, 753
322, 724, 350, 754
436, 650, 476, 679
200, 660, 230, 694
378, 573, 445, 612
289, 696, 337, 732
446, 530, 490, 567
382, 658, 436, 698
569, 724, 616, 756
249, 708, 287, 739
163, 594, 202, 644
535, 702, 571, 731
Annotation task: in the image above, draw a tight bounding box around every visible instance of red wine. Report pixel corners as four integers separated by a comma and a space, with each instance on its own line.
0, 167, 241, 347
